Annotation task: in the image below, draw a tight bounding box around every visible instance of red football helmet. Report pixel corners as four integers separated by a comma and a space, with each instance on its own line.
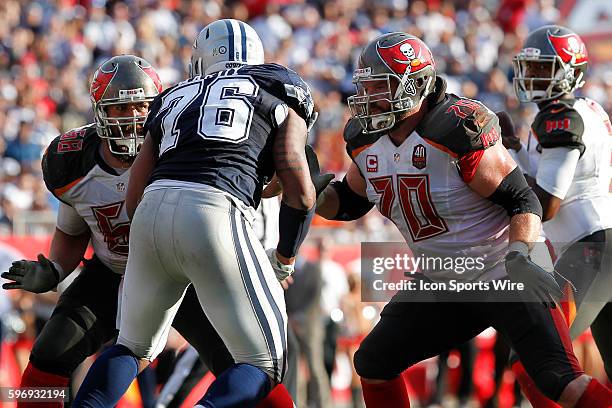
348, 33, 436, 134
90, 55, 162, 156
513, 25, 588, 103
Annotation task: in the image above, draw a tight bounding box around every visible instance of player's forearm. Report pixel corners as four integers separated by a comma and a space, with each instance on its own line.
317, 163, 372, 221
127, 135, 156, 218
49, 227, 90, 278
508, 213, 541, 250
278, 166, 316, 211
274, 110, 315, 210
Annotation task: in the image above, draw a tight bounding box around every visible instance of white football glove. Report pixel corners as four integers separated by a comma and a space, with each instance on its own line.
266, 248, 295, 282
2, 254, 63, 294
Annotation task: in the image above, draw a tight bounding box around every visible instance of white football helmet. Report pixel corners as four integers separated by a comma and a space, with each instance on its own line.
189, 19, 265, 77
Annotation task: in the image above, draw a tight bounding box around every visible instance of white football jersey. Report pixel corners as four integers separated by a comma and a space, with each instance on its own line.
43, 124, 131, 274
526, 97, 612, 252
252, 196, 280, 249
353, 132, 509, 281
59, 166, 131, 274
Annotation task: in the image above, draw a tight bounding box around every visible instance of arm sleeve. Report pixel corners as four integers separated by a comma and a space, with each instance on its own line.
535, 147, 580, 200
56, 202, 89, 236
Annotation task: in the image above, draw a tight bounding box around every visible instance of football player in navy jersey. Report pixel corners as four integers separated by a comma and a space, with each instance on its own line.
314, 32, 612, 407
1, 54, 299, 408
74, 19, 317, 408
506, 25, 612, 408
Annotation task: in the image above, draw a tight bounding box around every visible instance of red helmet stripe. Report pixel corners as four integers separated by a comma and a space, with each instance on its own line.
141, 65, 163, 93
90, 66, 118, 102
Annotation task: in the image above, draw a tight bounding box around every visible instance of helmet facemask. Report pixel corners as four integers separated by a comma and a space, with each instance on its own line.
95, 98, 153, 160
348, 70, 434, 134
94, 92, 153, 160
513, 55, 583, 103
189, 56, 204, 78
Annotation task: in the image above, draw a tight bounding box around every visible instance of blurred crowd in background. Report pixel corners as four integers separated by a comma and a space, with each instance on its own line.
1, 0, 612, 236
0, 0, 611, 406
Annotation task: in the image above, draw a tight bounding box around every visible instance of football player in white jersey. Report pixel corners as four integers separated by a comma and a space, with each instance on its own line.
0, 55, 164, 407
315, 32, 612, 407
506, 24, 612, 407
1, 55, 296, 408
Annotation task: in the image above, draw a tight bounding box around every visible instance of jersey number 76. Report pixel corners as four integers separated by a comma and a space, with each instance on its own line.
157, 75, 259, 156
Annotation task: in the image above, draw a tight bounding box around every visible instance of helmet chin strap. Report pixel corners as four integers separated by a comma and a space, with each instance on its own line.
574, 71, 585, 89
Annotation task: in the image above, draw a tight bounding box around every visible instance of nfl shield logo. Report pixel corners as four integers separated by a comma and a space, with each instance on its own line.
412, 144, 426, 169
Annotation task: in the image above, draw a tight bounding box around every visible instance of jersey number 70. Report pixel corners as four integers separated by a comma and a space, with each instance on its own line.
370, 174, 448, 241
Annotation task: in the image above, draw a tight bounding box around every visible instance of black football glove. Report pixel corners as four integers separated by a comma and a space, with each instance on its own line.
505, 250, 563, 306
2, 254, 61, 293
496, 111, 521, 152
305, 144, 334, 197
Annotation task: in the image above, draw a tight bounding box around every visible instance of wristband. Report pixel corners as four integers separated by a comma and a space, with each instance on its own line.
277, 202, 315, 258
51, 261, 66, 282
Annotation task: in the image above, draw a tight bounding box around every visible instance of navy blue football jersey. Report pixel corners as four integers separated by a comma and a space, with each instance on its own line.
144, 63, 315, 207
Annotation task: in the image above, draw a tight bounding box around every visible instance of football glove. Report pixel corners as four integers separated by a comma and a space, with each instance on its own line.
496, 111, 521, 152
305, 145, 334, 197
266, 248, 295, 282
505, 248, 563, 306
2, 254, 62, 293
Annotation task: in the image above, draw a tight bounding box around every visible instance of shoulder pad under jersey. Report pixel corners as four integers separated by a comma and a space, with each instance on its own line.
343, 119, 384, 159
532, 99, 585, 155
143, 86, 173, 148
42, 124, 100, 199
417, 94, 500, 157
240, 63, 317, 130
